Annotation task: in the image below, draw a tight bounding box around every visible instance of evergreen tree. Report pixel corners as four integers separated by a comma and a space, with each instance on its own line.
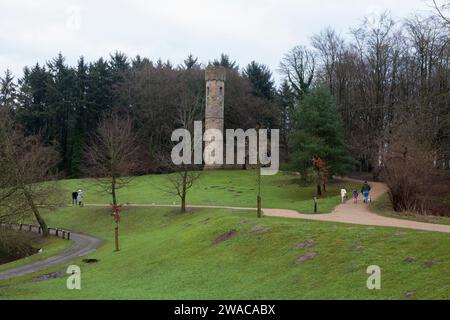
212, 54, 238, 71
243, 61, 275, 100
0, 69, 17, 109
290, 86, 354, 180
47, 53, 77, 175
183, 54, 199, 70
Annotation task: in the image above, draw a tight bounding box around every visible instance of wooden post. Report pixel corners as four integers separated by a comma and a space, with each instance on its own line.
256, 124, 262, 218
62, 231, 66, 239
67, 232, 71, 240
115, 225, 120, 252
313, 197, 318, 213
55, 229, 59, 237
19, 224, 23, 231
29, 225, 32, 231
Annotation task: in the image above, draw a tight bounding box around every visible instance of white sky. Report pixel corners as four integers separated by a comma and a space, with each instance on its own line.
0, 0, 433, 83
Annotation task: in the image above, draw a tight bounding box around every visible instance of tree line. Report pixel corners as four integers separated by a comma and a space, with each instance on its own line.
0, 8, 449, 220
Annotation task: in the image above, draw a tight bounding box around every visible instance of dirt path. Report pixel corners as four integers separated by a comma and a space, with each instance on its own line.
0, 229, 103, 281
86, 178, 450, 234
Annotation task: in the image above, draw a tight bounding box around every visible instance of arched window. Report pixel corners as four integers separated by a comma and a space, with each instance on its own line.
219, 87, 223, 95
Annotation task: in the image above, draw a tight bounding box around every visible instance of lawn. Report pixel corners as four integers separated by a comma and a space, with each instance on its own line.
1, 205, 450, 299
59, 170, 358, 214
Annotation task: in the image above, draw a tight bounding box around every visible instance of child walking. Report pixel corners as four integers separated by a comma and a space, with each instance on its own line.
352, 189, 358, 204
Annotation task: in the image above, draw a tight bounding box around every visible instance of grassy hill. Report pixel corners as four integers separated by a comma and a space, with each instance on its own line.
59, 170, 357, 214
1, 170, 449, 299
1, 205, 450, 299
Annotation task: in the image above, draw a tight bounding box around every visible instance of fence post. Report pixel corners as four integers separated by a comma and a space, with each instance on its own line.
67, 232, 71, 240
313, 197, 318, 213
55, 229, 59, 237
62, 231, 66, 239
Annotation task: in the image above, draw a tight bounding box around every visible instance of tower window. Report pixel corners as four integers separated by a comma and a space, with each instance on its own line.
219, 87, 223, 95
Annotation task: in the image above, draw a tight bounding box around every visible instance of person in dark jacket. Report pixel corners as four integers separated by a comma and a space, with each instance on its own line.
361, 181, 371, 203
72, 191, 78, 206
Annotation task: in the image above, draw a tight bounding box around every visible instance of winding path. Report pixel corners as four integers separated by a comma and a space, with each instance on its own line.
263, 179, 450, 234
0, 230, 102, 281
88, 178, 450, 234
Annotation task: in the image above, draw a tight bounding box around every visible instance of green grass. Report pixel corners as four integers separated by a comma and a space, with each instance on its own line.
370, 193, 450, 226
1, 205, 450, 299
60, 170, 357, 214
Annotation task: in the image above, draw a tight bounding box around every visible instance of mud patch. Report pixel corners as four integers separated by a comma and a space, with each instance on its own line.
29, 271, 64, 282
200, 218, 210, 224
394, 231, 407, 237
404, 256, 417, 263
250, 225, 270, 234
212, 230, 237, 245
294, 252, 317, 264
82, 258, 99, 264
295, 240, 315, 249
423, 260, 435, 268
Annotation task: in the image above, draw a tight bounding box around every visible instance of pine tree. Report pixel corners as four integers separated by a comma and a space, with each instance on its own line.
243, 61, 275, 100
183, 54, 199, 70
0, 69, 17, 109
290, 86, 354, 181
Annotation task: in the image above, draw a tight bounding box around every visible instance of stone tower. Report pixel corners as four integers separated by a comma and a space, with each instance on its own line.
204, 66, 226, 169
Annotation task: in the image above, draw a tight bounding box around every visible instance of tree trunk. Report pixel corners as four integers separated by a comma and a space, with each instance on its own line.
22, 186, 49, 236
181, 195, 186, 213
112, 176, 117, 206
115, 224, 120, 251
317, 183, 322, 196
181, 171, 187, 213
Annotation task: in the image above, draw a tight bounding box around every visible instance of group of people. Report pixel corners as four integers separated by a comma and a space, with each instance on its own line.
72, 190, 84, 207
340, 181, 371, 204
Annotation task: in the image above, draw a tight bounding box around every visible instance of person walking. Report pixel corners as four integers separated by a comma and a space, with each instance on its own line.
340, 188, 347, 203
352, 189, 358, 204
72, 191, 78, 206
361, 181, 371, 204
77, 189, 84, 207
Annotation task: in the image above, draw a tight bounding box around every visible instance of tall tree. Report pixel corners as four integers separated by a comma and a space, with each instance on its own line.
212, 54, 239, 71
243, 61, 275, 100
84, 113, 140, 206
0, 69, 17, 109
0, 109, 62, 236
279, 46, 316, 100
290, 86, 354, 182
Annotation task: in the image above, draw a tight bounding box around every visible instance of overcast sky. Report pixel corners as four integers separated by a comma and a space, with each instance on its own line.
0, 0, 432, 82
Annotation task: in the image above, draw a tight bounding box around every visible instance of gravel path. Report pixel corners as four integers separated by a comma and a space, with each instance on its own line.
86, 178, 450, 234
0, 228, 102, 281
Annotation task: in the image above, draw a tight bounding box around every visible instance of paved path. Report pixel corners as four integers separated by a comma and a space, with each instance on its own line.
86, 178, 450, 234
0, 228, 103, 281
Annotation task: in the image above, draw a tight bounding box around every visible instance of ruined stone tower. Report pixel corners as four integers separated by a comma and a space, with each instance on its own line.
204, 66, 226, 169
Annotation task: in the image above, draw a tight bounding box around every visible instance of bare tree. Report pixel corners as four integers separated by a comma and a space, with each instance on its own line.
279, 45, 315, 99
430, 0, 450, 28
84, 113, 140, 206
161, 70, 203, 213
0, 110, 62, 236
